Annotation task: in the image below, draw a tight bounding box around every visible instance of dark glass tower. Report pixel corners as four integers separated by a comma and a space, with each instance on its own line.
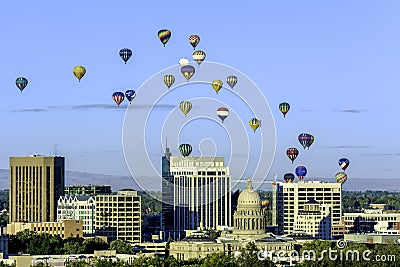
161, 146, 174, 239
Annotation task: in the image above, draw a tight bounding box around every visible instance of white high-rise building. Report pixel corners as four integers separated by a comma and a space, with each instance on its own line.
273, 181, 342, 239
57, 196, 95, 236
169, 156, 231, 234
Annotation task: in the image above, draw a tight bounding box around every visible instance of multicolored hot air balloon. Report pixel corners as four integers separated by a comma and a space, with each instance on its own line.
189, 34, 200, 50
217, 107, 229, 123
261, 199, 269, 209
158, 29, 171, 46
179, 58, 190, 66
179, 144, 192, 157
192, 50, 206, 65
335, 172, 347, 184
286, 148, 299, 164
306, 135, 314, 150
279, 102, 290, 118
226, 76, 237, 89
249, 118, 261, 132
15, 77, 28, 92
181, 65, 195, 81
284, 173, 295, 183
119, 48, 132, 64
298, 133, 311, 150
112, 92, 124, 107
338, 158, 350, 171
125, 90, 136, 104
163, 75, 175, 89
179, 101, 192, 116
212, 80, 223, 94
73, 66, 86, 82
295, 166, 307, 181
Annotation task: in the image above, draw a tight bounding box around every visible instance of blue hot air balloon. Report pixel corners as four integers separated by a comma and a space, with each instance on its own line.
295, 166, 307, 181
338, 158, 350, 171
125, 90, 136, 104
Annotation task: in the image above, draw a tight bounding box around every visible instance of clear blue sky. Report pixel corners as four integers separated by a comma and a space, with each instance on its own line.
1, 1, 399, 185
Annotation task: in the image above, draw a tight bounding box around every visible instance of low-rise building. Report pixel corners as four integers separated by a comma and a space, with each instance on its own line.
343, 209, 400, 234
7, 220, 83, 238
64, 185, 111, 196
344, 233, 400, 244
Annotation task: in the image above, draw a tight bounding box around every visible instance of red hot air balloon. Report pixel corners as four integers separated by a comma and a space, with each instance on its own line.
112, 92, 125, 107
286, 148, 299, 164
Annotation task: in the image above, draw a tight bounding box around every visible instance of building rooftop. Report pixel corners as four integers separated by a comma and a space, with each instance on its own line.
181, 232, 217, 243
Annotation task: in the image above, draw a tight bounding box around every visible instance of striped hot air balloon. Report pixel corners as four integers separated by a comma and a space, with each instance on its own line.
192, 50, 206, 65
306, 135, 315, 150
189, 34, 200, 50
163, 75, 175, 89
158, 29, 171, 46
226, 76, 237, 89
15, 77, 28, 92
279, 102, 290, 118
249, 118, 261, 132
298, 133, 311, 150
112, 92, 125, 107
119, 48, 132, 64
179, 101, 192, 116
335, 172, 347, 184
338, 158, 350, 171
217, 107, 229, 123
286, 148, 299, 164
179, 144, 192, 157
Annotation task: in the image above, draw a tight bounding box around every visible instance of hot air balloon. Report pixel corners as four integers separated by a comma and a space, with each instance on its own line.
217, 107, 229, 123
295, 166, 307, 181
163, 75, 175, 89
284, 173, 295, 183
15, 77, 28, 92
158, 29, 171, 46
192, 50, 206, 66
306, 135, 314, 150
279, 102, 290, 118
179, 101, 192, 116
261, 199, 269, 209
73, 66, 86, 82
249, 118, 261, 132
226, 76, 237, 89
286, 148, 299, 164
179, 144, 192, 157
189, 34, 200, 50
338, 158, 350, 171
112, 92, 125, 107
335, 172, 347, 184
298, 133, 311, 150
119, 48, 132, 64
181, 65, 195, 81
179, 58, 190, 66
212, 80, 223, 94
125, 90, 136, 104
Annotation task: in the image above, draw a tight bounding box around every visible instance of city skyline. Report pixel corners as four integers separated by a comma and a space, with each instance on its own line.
0, 1, 399, 189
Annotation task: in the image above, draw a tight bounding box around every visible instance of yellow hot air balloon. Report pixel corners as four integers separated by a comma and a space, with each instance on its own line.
192, 50, 206, 65
73, 66, 86, 82
179, 101, 192, 116
212, 80, 223, 94
163, 75, 175, 89
249, 118, 261, 132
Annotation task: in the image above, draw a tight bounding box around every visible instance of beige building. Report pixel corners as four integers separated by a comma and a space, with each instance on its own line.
273, 181, 342, 239
169, 156, 231, 234
95, 189, 141, 243
170, 180, 295, 261
7, 220, 83, 238
9, 155, 65, 223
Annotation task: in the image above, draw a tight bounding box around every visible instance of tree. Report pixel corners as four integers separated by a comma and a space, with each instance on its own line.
202, 252, 238, 267
110, 239, 133, 254
83, 237, 109, 254
204, 229, 221, 239
236, 242, 275, 267
27, 233, 62, 255
63, 237, 86, 254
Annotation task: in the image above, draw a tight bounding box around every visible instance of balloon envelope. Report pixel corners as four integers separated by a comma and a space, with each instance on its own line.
295, 166, 307, 181
338, 158, 350, 171
212, 80, 223, 94
15, 77, 28, 92
284, 173, 295, 183
125, 90, 136, 104
112, 92, 125, 107
335, 172, 347, 184
179, 144, 192, 157
73, 66, 86, 82
249, 118, 261, 132
226, 76, 237, 89
217, 107, 229, 123
279, 102, 290, 117
179, 101, 192, 116
286, 148, 299, 163
298, 133, 311, 149
189, 34, 200, 49
163, 75, 175, 89
181, 65, 195, 81
306, 135, 315, 149
158, 29, 171, 46
192, 50, 206, 65
119, 48, 132, 64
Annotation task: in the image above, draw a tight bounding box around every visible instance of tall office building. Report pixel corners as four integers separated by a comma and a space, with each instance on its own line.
170, 156, 232, 235
272, 181, 341, 239
95, 189, 141, 243
9, 155, 65, 223
161, 146, 174, 238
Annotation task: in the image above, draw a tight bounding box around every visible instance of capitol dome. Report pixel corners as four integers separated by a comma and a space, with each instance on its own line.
237, 180, 261, 209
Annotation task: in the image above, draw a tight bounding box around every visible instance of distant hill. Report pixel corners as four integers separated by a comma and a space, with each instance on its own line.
0, 169, 141, 192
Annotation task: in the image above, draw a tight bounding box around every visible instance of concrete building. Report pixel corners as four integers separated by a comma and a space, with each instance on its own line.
64, 185, 111, 196
169, 156, 231, 237
9, 155, 65, 223
272, 181, 342, 239
170, 180, 295, 261
95, 189, 141, 243
344, 233, 400, 244
343, 208, 400, 234
294, 199, 332, 240
57, 196, 96, 236
7, 220, 83, 238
